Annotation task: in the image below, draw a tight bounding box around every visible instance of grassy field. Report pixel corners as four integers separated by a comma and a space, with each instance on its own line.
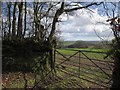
57, 48, 109, 54
2, 48, 113, 88
56, 48, 110, 59
54, 48, 113, 88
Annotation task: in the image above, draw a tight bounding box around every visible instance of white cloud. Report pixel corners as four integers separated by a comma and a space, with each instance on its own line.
57, 5, 113, 41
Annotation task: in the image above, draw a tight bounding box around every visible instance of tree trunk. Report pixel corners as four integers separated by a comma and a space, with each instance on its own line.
111, 5, 120, 87
34, 2, 38, 38
23, 2, 26, 38
12, 2, 17, 40
17, 2, 23, 39
49, 2, 64, 42
111, 51, 120, 89
7, 2, 11, 40
0, 2, 1, 23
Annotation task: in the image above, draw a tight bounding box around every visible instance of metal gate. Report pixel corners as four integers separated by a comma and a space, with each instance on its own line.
55, 49, 114, 88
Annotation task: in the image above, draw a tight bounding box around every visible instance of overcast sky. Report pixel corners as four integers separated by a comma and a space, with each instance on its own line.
57, 2, 118, 41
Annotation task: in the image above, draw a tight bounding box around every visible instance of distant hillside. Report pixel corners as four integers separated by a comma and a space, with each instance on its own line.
57, 40, 111, 49
63, 41, 76, 46
67, 40, 111, 48
57, 41, 75, 48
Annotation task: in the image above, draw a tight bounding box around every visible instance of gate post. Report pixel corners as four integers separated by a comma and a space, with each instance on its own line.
53, 48, 56, 73
79, 51, 81, 77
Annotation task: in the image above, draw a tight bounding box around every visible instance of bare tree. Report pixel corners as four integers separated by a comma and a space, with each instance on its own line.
48, 2, 102, 45
101, 2, 120, 88
31, 2, 103, 88
23, 1, 27, 38
12, 2, 17, 40
7, 2, 11, 40
17, 2, 23, 39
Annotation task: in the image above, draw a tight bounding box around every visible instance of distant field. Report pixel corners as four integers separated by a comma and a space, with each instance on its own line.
57, 48, 109, 53
2, 48, 112, 88
54, 48, 113, 88
60, 40, 111, 49
57, 48, 109, 59
63, 41, 75, 46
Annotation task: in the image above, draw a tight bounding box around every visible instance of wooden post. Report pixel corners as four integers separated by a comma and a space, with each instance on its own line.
53, 48, 56, 73
79, 51, 80, 77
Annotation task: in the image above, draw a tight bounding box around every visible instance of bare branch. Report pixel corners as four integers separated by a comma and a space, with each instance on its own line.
49, 2, 64, 41
64, 2, 103, 12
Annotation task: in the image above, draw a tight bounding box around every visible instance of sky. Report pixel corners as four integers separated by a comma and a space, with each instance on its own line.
56, 2, 118, 41
2, 2, 119, 41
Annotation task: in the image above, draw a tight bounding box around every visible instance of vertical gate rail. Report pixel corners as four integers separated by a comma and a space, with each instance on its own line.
79, 51, 80, 77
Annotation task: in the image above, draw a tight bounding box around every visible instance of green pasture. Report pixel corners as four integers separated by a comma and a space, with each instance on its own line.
2, 48, 113, 88
56, 48, 110, 60
53, 48, 113, 88
57, 48, 109, 54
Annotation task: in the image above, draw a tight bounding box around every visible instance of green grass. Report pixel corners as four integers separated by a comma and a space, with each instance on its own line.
54, 48, 112, 88
57, 48, 109, 53
57, 48, 110, 59
3, 48, 112, 88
